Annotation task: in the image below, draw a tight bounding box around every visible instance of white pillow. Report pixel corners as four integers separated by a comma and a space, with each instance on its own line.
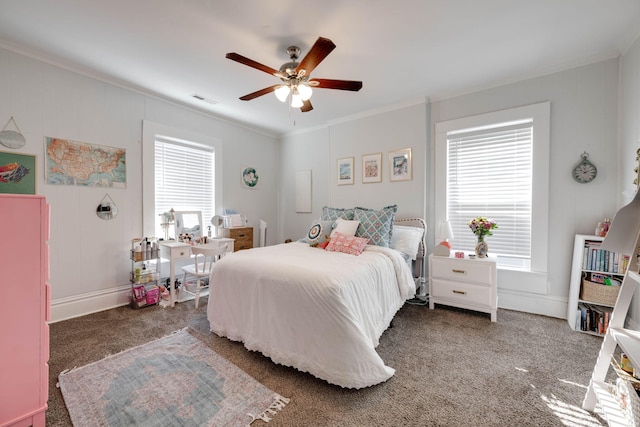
330, 217, 360, 238
390, 225, 424, 260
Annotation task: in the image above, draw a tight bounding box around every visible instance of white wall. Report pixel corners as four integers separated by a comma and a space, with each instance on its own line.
431, 59, 620, 318
280, 59, 621, 319
279, 102, 428, 242
0, 48, 279, 322
2, 38, 635, 322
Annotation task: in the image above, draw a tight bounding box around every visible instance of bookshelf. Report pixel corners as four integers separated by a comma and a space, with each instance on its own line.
567, 234, 629, 336
582, 193, 640, 423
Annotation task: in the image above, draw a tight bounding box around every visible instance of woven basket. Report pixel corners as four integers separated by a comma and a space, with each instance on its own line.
580, 279, 620, 306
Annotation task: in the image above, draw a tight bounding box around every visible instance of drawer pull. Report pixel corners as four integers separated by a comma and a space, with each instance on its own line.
452, 269, 466, 274
452, 290, 467, 295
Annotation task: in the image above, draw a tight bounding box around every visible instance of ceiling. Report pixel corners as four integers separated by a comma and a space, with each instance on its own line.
0, 1, 639, 137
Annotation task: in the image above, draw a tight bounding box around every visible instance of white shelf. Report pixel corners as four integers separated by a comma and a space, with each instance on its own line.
592, 381, 632, 427
610, 327, 640, 370
567, 234, 629, 333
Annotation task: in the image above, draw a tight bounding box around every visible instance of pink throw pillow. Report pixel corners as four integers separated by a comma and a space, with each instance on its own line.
325, 231, 369, 255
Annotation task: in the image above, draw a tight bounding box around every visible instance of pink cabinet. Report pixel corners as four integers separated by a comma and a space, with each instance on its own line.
0, 195, 49, 427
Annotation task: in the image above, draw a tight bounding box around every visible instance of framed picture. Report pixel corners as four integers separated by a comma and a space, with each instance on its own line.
389, 148, 412, 182
362, 152, 382, 183
337, 157, 354, 185
241, 166, 259, 189
0, 151, 36, 194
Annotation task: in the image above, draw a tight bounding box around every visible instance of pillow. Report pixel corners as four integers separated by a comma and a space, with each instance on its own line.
303, 220, 335, 246
353, 204, 398, 247
390, 225, 424, 260
321, 206, 355, 221
317, 240, 331, 249
330, 217, 360, 238
325, 232, 369, 256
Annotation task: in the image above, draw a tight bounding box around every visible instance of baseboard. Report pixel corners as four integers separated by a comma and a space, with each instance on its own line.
497, 289, 567, 319
50, 285, 132, 323
50, 285, 199, 323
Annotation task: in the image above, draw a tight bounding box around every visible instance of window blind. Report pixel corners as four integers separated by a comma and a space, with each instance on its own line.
154, 136, 214, 234
447, 121, 533, 259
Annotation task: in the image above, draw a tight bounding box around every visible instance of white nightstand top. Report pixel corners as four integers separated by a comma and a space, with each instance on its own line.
430, 251, 497, 263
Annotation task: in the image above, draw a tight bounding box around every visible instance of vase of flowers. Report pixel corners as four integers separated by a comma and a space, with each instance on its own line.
468, 216, 498, 257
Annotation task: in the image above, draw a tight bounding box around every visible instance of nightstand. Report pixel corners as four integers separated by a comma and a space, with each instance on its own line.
428, 252, 497, 322
222, 226, 253, 251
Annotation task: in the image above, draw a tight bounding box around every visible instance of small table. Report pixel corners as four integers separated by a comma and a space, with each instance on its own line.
159, 238, 234, 307
428, 252, 498, 322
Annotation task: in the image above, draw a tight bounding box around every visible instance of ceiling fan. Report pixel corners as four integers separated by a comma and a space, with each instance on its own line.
226, 37, 363, 112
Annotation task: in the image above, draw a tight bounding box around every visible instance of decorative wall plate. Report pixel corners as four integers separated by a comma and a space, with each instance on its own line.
241, 166, 259, 188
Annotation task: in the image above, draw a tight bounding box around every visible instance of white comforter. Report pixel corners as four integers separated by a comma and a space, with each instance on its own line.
206, 242, 415, 389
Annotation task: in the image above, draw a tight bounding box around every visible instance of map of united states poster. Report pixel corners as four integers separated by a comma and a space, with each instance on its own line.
45, 137, 126, 187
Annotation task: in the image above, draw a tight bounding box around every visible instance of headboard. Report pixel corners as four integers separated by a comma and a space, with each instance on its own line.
393, 217, 427, 280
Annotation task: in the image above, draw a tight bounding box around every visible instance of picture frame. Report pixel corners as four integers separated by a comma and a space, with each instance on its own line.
337, 157, 354, 185
0, 151, 36, 194
389, 148, 412, 182
362, 152, 382, 183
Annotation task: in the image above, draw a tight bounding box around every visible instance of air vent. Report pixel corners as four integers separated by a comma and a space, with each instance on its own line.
192, 94, 218, 105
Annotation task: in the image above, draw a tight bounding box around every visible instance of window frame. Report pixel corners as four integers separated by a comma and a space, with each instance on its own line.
434, 102, 550, 274
142, 121, 223, 238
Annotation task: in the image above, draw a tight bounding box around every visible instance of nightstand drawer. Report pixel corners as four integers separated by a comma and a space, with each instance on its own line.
431, 279, 492, 306
431, 258, 494, 285
222, 227, 253, 251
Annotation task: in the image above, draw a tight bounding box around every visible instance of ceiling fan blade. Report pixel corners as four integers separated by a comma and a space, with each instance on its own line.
309, 78, 363, 91
296, 37, 336, 76
239, 85, 280, 101
226, 52, 280, 76
301, 99, 313, 112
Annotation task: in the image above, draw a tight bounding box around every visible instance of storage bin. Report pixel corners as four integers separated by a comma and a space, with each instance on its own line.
580, 279, 620, 306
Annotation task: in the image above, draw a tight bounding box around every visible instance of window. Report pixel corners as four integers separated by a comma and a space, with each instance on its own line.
142, 121, 223, 239
435, 102, 550, 274
154, 136, 214, 238
447, 121, 532, 267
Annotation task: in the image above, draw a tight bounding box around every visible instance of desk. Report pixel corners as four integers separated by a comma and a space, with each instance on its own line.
159, 238, 234, 307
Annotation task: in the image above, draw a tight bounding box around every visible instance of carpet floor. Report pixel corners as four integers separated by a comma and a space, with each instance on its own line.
47, 298, 609, 426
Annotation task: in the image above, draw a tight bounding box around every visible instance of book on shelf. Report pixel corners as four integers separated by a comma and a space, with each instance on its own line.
582, 239, 629, 274
577, 302, 612, 334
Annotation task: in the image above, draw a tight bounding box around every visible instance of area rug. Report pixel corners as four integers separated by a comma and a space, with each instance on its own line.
58, 329, 289, 426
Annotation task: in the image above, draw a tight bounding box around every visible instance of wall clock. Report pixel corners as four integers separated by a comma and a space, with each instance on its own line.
572, 152, 597, 184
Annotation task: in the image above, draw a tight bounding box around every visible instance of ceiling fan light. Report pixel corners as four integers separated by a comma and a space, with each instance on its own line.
291, 93, 303, 108
298, 83, 312, 101
274, 85, 290, 102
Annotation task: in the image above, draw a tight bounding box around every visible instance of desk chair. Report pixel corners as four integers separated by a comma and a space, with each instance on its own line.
181, 244, 228, 308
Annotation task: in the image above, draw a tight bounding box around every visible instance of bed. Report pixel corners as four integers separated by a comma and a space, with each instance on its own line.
206, 211, 425, 389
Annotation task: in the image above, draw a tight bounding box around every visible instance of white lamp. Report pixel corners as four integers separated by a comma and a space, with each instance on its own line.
290, 89, 303, 108
297, 83, 312, 101
274, 85, 290, 102
274, 81, 312, 107
211, 215, 224, 238
433, 220, 454, 256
